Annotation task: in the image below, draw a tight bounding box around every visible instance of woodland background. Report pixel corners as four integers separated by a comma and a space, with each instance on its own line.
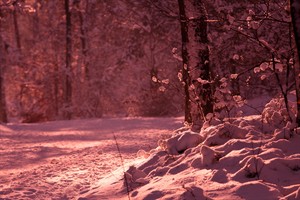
0, 0, 293, 123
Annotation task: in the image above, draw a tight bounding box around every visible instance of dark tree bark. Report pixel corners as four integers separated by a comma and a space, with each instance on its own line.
291, 0, 300, 126
177, 0, 214, 129
189, 0, 213, 121
0, 6, 8, 123
73, 0, 89, 80
12, 1, 21, 51
0, 74, 7, 123
178, 0, 192, 124
0, 26, 8, 123
65, 0, 72, 119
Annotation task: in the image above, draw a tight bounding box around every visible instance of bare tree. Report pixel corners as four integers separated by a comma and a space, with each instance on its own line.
291, 0, 300, 126
64, 0, 72, 119
73, 0, 89, 80
0, 12, 8, 122
0, 36, 8, 123
177, 0, 214, 129
12, 0, 21, 51
178, 0, 192, 124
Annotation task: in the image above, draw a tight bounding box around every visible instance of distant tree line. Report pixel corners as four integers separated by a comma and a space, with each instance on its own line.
0, 0, 182, 122
0, 0, 298, 130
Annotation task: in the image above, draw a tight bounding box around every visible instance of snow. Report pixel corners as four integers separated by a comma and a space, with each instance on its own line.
1, 98, 300, 200
0, 118, 182, 199
197, 78, 211, 85
230, 73, 238, 79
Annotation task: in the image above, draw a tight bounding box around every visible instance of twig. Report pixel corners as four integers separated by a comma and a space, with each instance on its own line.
113, 133, 131, 200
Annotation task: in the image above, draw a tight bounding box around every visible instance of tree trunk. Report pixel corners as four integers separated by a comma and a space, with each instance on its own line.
291, 0, 300, 127
178, 0, 192, 124
0, 33, 8, 123
65, 0, 72, 119
189, 0, 213, 126
178, 0, 213, 129
73, 0, 89, 80
79, 2, 89, 80
12, 1, 21, 51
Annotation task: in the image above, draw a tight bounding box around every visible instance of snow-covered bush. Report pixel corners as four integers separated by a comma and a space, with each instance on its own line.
262, 98, 296, 129
213, 77, 246, 120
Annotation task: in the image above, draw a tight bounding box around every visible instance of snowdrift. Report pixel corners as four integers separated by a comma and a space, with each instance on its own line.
84, 99, 300, 200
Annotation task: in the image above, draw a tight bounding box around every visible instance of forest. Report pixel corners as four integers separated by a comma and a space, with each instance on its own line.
1, 0, 300, 199
0, 0, 296, 125
0, 0, 184, 123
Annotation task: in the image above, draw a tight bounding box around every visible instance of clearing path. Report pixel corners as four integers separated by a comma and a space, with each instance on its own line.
0, 117, 183, 200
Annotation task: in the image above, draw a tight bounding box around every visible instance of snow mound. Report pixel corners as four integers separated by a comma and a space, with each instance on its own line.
82, 98, 300, 199
158, 130, 203, 155
132, 122, 300, 200
123, 116, 300, 199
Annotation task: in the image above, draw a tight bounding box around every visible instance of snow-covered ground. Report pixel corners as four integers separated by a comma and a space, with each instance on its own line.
81, 97, 300, 200
1, 98, 300, 200
0, 117, 183, 199
81, 115, 300, 200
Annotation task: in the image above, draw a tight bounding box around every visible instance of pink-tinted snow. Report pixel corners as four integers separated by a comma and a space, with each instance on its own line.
1, 101, 300, 200
0, 117, 182, 199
